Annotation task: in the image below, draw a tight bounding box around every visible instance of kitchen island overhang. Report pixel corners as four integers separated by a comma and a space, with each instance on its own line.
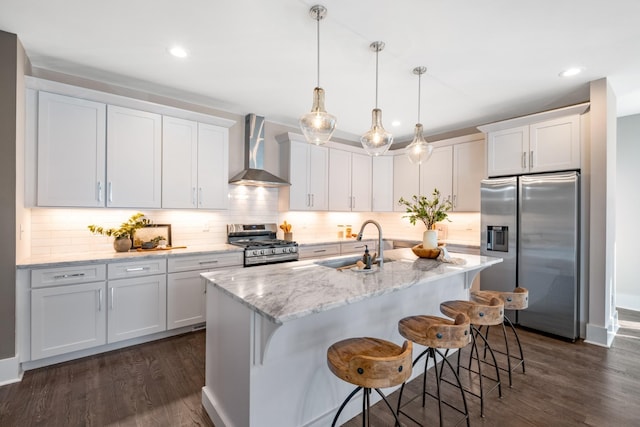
201, 248, 502, 427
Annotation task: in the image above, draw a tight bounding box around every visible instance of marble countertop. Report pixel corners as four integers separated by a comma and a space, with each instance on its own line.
202, 248, 501, 324
16, 244, 242, 268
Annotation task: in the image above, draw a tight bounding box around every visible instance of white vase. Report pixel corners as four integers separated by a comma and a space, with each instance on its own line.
422, 229, 438, 249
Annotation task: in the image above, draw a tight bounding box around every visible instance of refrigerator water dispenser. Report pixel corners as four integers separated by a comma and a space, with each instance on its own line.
487, 226, 508, 252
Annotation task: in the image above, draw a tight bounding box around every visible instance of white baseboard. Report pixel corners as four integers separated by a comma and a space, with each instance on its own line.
0, 355, 22, 386
616, 293, 640, 312
585, 322, 616, 348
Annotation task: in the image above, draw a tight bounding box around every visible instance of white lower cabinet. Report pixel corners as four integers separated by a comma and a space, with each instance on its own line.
298, 243, 341, 260
107, 274, 167, 343
31, 281, 107, 360
166, 252, 243, 330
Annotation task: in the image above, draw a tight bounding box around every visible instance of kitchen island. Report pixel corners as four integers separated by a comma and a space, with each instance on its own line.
201, 248, 501, 427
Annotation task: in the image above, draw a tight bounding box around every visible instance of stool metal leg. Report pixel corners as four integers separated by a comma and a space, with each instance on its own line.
331, 386, 362, 427
435, 348, 470, 427
505, 314, 526, 374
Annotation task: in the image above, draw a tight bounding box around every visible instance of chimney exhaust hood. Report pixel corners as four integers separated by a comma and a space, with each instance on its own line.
229, 114, 290, 187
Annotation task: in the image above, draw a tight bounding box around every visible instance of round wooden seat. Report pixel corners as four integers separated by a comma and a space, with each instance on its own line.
327, 337, 412, 389
327, 337, 412, 426
440, 297, 504, 326
471, 288, 529, 310
398, 312, 471, 349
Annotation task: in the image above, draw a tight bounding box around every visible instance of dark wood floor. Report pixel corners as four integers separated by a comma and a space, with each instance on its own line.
1, 309, 639, 426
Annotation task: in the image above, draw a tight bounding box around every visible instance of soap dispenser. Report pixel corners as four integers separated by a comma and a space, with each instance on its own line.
362, 245, 372, 269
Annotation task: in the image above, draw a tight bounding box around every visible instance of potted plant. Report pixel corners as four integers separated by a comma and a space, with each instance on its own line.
398, 188, 453, 249
87, 212, 151, 252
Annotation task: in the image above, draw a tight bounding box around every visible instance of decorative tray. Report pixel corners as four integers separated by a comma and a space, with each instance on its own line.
411, 244, 442, 259
135, 245, 187, 252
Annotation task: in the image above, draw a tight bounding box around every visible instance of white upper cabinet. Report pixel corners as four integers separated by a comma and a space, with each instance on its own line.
528, 115, 580, 173
278, 135, 328, 211
486, 126, 529, 177
197, 123, 229, 209
453, 139, 485, 211
106, 105, 162, 208
162, 117, 228, 209
328, 149, 372, 212
372, 155, 394, 212
393, 153, 420, 212
36, 91, 106, 207
481, 104, 587, 177
162, 116, 198, 208
420, 145, 453, 201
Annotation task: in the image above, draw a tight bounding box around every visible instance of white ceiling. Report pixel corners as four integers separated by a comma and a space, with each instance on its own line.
2, 0, 640, 142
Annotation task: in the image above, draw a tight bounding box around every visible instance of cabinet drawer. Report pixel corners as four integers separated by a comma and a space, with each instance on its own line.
341, 240, 377, 255
107, 259, 166, 279
168, 252, 243, 273
31, 264, 106, 288
298, 244, 341, 259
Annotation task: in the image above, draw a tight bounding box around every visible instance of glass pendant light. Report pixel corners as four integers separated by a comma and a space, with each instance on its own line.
361, 41, 393, 156
406, 66, 433, 164
299, 5, 336, 145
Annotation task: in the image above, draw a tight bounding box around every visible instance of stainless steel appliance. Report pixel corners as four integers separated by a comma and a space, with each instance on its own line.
480, 171, 580, 340
228, 223, 299, 266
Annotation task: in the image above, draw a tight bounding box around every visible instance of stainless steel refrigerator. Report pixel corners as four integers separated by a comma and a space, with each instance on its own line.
480, 171, 580, 340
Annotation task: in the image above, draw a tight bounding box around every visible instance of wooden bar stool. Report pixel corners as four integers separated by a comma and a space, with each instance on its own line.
327, 337, 413, 427
396, 312, 471, 427
440, 297, 504, 417
471, 288, 529, 387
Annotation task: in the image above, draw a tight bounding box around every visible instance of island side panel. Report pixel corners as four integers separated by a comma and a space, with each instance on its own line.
247, 273, 469, 426
202, 283, 253, 427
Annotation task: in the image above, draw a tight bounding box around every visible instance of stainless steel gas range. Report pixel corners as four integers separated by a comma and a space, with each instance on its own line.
227, 223, 299, 267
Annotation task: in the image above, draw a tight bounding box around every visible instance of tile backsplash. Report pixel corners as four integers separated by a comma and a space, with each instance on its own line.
28, 187, 480, 257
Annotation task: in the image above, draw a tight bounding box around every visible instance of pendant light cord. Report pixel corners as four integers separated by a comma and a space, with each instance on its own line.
374, 47, 379, 109
316, 13, 320, 88
417, 71, 421, 123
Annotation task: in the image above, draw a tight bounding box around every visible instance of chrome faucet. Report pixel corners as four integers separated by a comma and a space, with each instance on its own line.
356, 219, 384, 267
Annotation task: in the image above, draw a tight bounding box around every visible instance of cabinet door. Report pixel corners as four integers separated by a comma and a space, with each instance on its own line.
328, 149, 352, 211
420, 145, 453, 201
198, 123, 229, 209
162, 116, 198, 208
107, 275, 167, 343
393, 154, 420, 212
487, 126, 528, 177
372, 156, 394, 212
453, 140, 485, 211
351, 152, 372, 212
106, 105, 162, 208
529, 115, 580, 173
289, 141, 311, 210
31, 282, 106, 360
308, 144, 329, 210
37, 92, 106, 207
167, 270, 207, 330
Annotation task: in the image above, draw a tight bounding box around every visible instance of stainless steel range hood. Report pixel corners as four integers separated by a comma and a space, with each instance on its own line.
229, 114, 290, 187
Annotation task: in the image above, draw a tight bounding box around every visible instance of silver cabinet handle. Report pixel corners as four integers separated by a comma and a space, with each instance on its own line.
353, 245, 365, 249
53, 272, 86, 279
108, 182, 113, 203
199, 187, 203, 206
98, 288, 103, 311
314, 249, 327, 253
307, 193, 310, 207
453, 194, 457, 208
198, 260, 219, 265
110, 287, 114, 310
192, 187, 197, 206
311, 194, 314, 207
522, 152, 526, 169
530, 150, 534, 168
125, 266, 150, 272
97, 182, 103, 202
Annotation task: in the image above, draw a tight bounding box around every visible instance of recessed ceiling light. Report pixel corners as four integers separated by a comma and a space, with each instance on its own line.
169, 46, 188, 58
559, 67, 583, 77
391, 120, 402, 127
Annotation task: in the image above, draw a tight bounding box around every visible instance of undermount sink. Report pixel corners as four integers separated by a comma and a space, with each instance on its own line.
314, 255, 393, 269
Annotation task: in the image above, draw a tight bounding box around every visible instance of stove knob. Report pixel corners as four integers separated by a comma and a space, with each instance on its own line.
270, 248, 276, 255
260, 249, 265, 255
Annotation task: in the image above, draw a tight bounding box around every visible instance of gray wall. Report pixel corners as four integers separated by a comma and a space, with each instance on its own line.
0, 30, 17, 359
616, 114, 640, 310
